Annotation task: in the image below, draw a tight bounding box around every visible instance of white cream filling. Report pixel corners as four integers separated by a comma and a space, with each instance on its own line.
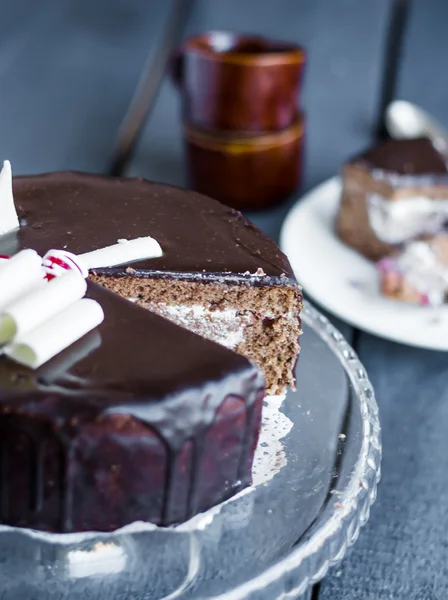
394, 241, 448, 305
368, 193, 448, 244
159, 304, 252, 349
0, 160, 19, 236
150, 303, 297, 351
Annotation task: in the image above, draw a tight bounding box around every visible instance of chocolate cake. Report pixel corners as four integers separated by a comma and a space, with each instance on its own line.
0, 170, 301, 533
337, 138, 448, 260
2, 172, 302, 395
0, 282, 264, 532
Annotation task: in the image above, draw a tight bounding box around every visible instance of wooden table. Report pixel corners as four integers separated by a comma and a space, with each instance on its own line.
1, 1, 447, 598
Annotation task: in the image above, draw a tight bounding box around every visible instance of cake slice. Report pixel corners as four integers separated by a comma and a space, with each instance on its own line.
0, 282, 264, 532
4, 172, 302, 395
337, 138, 448, 260
378, 234, 448, 306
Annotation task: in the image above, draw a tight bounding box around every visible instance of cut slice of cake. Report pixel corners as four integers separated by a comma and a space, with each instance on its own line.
337, 138, 448, 260
0, 282, 264, 532
5, 172, 302, 395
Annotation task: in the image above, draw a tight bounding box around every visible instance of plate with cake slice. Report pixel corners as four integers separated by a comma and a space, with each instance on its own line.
0, 168, 380, 599
281, 137, 448, 351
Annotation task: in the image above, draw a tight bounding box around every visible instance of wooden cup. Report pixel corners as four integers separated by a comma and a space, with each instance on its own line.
172, 32, 306, 132
184, 114, 304, 210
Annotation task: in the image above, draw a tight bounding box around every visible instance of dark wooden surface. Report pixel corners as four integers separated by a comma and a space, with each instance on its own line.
0, 0, 447, 598
0, 0, 173, 174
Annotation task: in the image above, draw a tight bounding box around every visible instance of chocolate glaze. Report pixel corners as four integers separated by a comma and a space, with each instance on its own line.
0, 171, 295, 282
0, 283, 264, 531
352, 137, 448, 177
0, 283, 262, 443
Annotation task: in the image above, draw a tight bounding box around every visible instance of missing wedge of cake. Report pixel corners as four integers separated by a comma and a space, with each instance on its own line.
2, 172, 302, 395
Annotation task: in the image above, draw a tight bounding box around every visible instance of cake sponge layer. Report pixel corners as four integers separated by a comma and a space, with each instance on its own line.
91, 274, 302, 395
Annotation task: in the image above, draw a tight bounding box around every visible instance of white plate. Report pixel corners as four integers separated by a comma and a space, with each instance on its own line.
280, 176, 448, 350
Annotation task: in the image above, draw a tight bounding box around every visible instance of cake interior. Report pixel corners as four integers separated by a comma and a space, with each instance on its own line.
91, 274, 302, 396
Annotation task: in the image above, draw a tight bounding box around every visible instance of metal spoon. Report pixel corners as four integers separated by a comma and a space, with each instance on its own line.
385, 100, 448, 154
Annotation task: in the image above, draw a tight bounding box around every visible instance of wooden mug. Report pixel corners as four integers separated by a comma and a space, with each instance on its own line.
184, 114, 304, 210
172, 32, 306, 132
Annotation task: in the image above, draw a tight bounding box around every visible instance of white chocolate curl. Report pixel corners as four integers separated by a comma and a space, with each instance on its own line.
5, 298, 104, 369
0, 160, 19, 236
0, 271, 87, 344
0, 249, 44, 311
42, 249, 89, 280
80, 236, 163, 269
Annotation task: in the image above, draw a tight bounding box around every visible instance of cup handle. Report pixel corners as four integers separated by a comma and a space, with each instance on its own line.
169, 45, 185, 88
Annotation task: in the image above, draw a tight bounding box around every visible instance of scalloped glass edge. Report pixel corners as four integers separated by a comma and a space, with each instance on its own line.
211, 301, 382, 600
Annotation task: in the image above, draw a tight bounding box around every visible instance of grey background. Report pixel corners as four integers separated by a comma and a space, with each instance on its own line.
0, 0, 446, 598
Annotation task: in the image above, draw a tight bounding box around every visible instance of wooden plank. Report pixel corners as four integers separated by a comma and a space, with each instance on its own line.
0, 0, 174, 175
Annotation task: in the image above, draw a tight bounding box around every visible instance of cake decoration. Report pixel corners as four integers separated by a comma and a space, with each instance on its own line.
80, 236, 163, 269
43, 236, 163, 281
0, 160, 19, 236
0, 251, 103, 368
42, 249, 89, 280
0, 269, 87, 344
4, 296, 104, 369
0, 249, 44, 311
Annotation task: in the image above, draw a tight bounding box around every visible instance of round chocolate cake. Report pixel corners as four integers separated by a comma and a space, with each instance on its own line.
0, 172, 302, 533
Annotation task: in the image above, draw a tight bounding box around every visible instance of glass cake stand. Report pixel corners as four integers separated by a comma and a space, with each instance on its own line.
0, 303, 381, 600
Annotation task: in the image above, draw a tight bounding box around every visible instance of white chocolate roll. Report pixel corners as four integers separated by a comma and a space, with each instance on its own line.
42, 249, 89, 280
5, 298, 104, 369
0, 160, 19, 236
81, 236, 162, 269
0, 270, 87, 344
0, 249, 44, 311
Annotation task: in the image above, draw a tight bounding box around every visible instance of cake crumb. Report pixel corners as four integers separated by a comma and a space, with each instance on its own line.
126, 267, 136, 275
255, 268, 266, 276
